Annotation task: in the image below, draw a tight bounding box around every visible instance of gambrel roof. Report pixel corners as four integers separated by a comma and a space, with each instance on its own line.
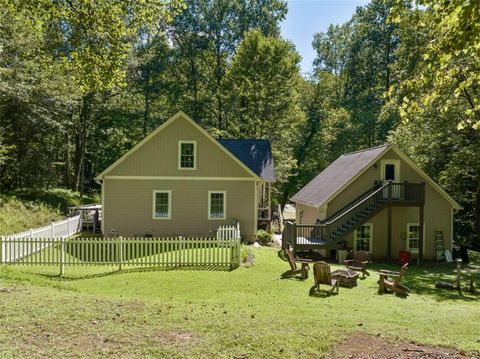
291, 144, 461, 209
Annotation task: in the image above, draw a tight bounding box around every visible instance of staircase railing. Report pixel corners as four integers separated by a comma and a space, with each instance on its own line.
322, 182, 384, 224
283, 181, 425, 250
323, 182, 390, 241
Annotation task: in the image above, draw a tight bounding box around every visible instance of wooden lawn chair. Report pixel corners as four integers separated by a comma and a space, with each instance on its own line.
285, 249, 310, 280
378, 263, 411, 296
344, 251, 370, 278
309, 261, 339, 295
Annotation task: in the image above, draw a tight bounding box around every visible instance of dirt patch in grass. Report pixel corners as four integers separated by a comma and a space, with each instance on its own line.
326, 333, 476, 359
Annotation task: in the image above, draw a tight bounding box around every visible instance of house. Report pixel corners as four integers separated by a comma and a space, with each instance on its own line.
287, 144, 461, 262
96, 111, 275, 242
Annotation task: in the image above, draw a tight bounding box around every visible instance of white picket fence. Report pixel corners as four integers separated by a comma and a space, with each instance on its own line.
216, 222, 240, 241
1, 215, 81, 263
1, 219, 239, 266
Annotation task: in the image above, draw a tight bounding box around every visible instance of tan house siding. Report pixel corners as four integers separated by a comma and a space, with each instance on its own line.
323, 148, 453, 260
108, 114, 253, 178
103, 179, 256, 241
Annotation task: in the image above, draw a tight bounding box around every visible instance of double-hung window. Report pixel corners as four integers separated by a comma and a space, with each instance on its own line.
153, 190, 171, 219
407, 223, 421, 253
178, 141, 196, 170
208, 191, 226, 220
354, 224, 372, 252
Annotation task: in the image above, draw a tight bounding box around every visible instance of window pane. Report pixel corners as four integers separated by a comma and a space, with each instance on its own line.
356, 225, 371, 252
408, 225, 420, 250
180, 143, 195, 168
210, 192, 224, 218
155, 192, 169, 218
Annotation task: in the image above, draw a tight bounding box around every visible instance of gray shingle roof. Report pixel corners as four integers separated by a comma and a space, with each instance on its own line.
218, 139, 276, 182
291, 145, 390, 207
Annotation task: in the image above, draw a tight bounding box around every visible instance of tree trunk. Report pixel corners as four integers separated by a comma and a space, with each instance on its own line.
72, 93, 94, 192
474, 178, 480, 250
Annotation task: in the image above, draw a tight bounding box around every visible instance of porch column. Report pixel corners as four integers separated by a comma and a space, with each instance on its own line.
386, 182, 392, 262
387, 205, 392, 262
418, 182, 426, 265
419, 205, 424, 265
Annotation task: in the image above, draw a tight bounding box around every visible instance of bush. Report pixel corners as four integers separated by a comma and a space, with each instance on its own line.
256, 229, 273, 245
0, 195, 63, 235
240, 245, 255, 266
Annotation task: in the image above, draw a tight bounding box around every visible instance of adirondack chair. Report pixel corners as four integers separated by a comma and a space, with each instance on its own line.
284, 249, 310, 280
378, 263, 411, 296
309, 261, 339, 295
344, 251, 369, 278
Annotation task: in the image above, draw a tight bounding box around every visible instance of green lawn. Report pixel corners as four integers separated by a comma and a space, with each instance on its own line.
1, 247, 479, 358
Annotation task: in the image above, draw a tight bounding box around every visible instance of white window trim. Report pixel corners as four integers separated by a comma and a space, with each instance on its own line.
354, 223, 373, 253
406, 222, 426, 254
208, 190, 226, 220
152, 190, 172, 220
380, 159, 401, 182
178, 140, 197, 170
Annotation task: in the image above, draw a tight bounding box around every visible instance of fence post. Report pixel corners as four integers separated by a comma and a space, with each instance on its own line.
50, 222, 55, 238
67, 217, 71, 236
179, 236, 183, 267
60, 237, 65, 276
118, 236, 123, 271
0, 236, 3, 264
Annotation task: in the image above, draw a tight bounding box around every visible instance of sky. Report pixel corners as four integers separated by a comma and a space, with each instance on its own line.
280, 0, 370, 74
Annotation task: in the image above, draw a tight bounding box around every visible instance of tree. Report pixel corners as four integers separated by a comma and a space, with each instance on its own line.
167, 0, 287, 129
1, 0, 184, 192
226, 29, 303, 203
391, 0, 480, 130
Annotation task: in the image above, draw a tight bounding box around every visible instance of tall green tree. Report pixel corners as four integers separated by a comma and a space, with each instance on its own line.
226, 29, 303, 203
168, 0, 287, 129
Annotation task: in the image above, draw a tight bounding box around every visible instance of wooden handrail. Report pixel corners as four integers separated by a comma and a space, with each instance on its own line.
323, 182, 383, 223
325, 182, 390, 225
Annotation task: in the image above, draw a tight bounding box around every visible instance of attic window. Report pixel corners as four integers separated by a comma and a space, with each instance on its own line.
178, 141, 196, 170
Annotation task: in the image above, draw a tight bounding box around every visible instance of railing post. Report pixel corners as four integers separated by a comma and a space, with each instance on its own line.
292, 222, 297, 249
60, 237, 65, 276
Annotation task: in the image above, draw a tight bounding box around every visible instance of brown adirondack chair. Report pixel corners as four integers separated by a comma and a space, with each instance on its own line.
344, 251, 370, 278
309, 261, 339, 295
284, 250, 310, 280
378, 263, 411, 296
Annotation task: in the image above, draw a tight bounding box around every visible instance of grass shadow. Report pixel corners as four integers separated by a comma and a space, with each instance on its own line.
369, 262, 480, 302
27, 264, 235, 281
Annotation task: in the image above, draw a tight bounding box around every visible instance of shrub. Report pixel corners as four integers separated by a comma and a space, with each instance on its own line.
240, 245, 255, 266
256, 229, 273, 245
0, 195, 63, 235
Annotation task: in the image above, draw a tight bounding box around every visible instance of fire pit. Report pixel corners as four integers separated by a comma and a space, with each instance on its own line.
331, 268, 360, 288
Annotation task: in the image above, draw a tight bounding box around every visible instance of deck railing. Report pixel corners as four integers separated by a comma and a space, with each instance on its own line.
283, 181, 425, 250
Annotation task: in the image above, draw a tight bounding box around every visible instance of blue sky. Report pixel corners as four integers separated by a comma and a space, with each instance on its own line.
280, 0, 370, 74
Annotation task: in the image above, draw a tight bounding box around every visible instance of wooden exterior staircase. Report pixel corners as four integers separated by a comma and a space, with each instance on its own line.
283, 181, 426, 257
